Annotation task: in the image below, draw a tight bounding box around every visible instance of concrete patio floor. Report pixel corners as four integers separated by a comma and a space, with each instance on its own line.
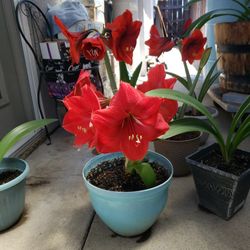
0, 105, 250, 250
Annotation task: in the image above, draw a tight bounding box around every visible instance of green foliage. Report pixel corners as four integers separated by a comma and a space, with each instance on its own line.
166, 71, 191, 90
127, 160, 156, 187
119, 61, 130, 83
198, 58, 221, 102
130, 62, 142, 87
182, 8, 246, 37
119, 61, 142, 87
147, 89, 250, 163
177, 48, 220, 118
0, 119, 57, 161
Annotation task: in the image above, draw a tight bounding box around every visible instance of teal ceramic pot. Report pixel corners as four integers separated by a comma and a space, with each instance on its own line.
82, 151, 173, 237
0, 158, 29, 231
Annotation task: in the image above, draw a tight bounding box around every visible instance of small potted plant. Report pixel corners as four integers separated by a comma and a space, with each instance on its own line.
142, 21, 219, 176
147, 88, 250, 220
0, 119, 56, 231
54, 10, 177, 236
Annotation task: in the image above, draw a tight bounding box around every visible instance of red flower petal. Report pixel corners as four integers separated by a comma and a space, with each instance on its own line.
181, 29, 207, 64
137, 64, 178, 122
62, 85, 100, 148
106, 10, 142, 65
81, 37, 106, 61
145, 25, 175, 57
160, 99, 178, 123
54, 16, 81, 64
93, 82, 168, 160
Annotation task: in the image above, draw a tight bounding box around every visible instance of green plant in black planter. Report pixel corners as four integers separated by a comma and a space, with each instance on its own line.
147, 89, 250, 220
0, 119, 56, 231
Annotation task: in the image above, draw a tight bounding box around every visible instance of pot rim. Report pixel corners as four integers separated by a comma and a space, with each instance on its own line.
82, 150, 173, 195
0, 158, 29, 192
185, 106, 219, 120
186, 143, 250, 180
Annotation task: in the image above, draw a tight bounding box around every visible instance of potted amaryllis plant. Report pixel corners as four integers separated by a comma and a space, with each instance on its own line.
0, 119, 56, 231
54, 10, 176, 236
142, 20, 219, 176
147, 88, 250, 220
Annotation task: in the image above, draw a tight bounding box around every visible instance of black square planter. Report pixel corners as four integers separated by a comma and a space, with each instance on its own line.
186, 143, 250, 220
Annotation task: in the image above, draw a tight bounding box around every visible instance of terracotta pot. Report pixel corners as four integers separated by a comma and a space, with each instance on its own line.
154, 133, 201, 177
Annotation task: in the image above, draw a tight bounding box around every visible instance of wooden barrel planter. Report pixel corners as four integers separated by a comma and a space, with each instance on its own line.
214, 21, 250, 94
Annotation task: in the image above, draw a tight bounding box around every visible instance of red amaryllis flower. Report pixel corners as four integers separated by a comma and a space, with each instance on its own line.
137, 64, 178, 122
181, 29, 207, 64
67, 70, 110, 108
67, 70, 93, 97
63, 85, 100, 147
80, 37, 106, 61
145, 25, 175, 57
54, 16, 81, 64
93, 82, 169, 160
106, 10, 142, 65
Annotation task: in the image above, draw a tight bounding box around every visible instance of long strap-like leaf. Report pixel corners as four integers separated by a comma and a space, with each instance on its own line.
166, 72, 191, 90
227, 115, 250, 158
119, 61, 130, 83
130, 62, 142, 87
198, 58, 220, 102
161, 117, 227, 160
226, 96, 250, 148
0, 119, 57, 161
146, 89, 225, 151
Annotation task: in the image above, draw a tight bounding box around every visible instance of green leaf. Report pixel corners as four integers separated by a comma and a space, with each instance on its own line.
161, 118, 217, 139
0, 119, 57, 161
166, 71, 191, 90
146, 89, 226, 158
198, 58, 220, 102
182, 10, 215, 37
146, 89, 216, 125
119, 61, 130, 83
228, 116, 250, 158
226, 95, 250, 148
127, 161, 156, 187
198, 72, 220, 102
199, 48, 212, 70
130, 62, 142, 87
135, 162, 156, 187
232, 0, 250, 19
182, 9, 246, 37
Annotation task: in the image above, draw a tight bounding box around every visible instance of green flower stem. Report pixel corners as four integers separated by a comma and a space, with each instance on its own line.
104, 52, 117, 94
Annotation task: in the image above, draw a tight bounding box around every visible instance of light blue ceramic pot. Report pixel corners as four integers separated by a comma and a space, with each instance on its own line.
0, 158, 29, 231
82, 151, 173, 236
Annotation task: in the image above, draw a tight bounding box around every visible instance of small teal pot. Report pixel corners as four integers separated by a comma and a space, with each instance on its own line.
82, 151, 173, 237
0, 158, 29, 231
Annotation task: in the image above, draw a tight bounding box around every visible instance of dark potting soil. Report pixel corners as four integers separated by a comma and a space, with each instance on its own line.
169, 131, 200, 141
0, 170, 22, 185
200, 149, 250, 176
86, 158, 169, 191
185, 110, 203, 116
